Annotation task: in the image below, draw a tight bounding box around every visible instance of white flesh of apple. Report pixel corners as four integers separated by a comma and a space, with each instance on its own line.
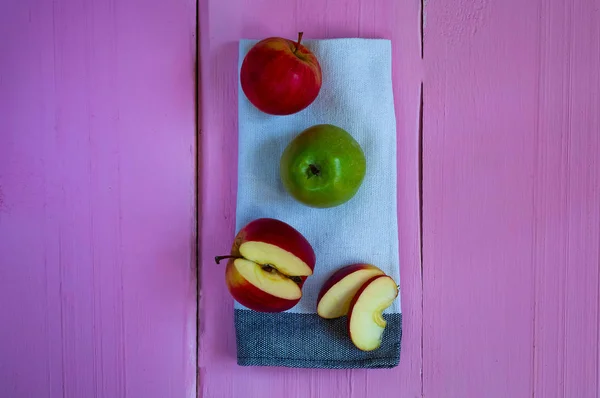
317, 268, 385, 319
239, 241, 312, 276
234, 259, 302, 300
349, 276, 398, 351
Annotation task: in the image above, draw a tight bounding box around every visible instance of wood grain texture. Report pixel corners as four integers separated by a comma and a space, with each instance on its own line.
198, 0, 422, 397
0, 1, 197, 397
423, 1, 600, 397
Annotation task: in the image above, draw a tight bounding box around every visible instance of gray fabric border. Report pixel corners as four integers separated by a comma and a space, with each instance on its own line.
234, 310, 402, 369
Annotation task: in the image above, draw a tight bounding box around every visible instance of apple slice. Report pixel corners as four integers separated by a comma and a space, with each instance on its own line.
236, 218, 315, 277
347, 275, 399, 351
225, 259, 302, 312
316, 264, 385, 319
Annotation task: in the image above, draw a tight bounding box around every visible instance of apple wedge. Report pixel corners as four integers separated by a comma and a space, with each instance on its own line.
316, 264, 385, 319
236, 217, 315, 277
215, 217, 316, 313
347, 275, 399, 351
225, 258, 302, 312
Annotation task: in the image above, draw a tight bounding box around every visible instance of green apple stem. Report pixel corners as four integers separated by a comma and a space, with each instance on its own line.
214, 255, 241, 264
293, 31, 304, 54
307, 164, 321, 179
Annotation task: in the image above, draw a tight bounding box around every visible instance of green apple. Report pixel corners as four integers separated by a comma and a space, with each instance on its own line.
279, 124, 367, 208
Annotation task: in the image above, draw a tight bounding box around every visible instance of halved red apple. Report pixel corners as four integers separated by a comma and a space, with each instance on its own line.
316, 264, 385, 319
215, 217, 316, 313
347, 275, 399, 351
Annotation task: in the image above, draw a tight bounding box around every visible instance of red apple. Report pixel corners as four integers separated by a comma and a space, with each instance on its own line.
215, 218, 316, 312
347, 275, 399, 351
316, 264, 385, 319
240, 32, 322, 115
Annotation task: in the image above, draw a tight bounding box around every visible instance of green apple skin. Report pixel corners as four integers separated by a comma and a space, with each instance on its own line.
279, 124, 367, 208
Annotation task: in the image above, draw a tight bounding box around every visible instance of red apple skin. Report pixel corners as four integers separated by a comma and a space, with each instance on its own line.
236, 218, 316, 274
240, 34, 322, 115
316, 264, 383, 304
224, 259, 301, 312
346, 275, 398, 348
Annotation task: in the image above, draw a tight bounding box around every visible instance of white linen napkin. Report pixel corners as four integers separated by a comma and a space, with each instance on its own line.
233, 37, 401, 369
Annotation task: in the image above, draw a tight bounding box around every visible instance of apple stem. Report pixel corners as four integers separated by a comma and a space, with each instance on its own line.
307, 164, 320, 178
293, 32, 304, 54
214, 255, 240, 264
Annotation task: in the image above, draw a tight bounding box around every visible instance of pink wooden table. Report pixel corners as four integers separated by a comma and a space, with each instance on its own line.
1, 0, 599, 397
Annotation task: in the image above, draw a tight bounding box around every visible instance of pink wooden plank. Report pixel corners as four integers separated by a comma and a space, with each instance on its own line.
423, 1, 600, 397
0, 1, 197, 397
198, 0, 422, 396
531, 2, 600, 397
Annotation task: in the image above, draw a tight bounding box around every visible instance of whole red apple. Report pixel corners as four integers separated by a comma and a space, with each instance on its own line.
240, 32, 322, 115
215, 218, 316, 312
